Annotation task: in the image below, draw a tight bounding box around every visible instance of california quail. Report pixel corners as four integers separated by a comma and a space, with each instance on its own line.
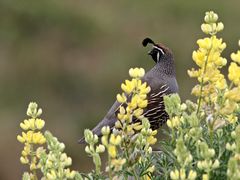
79, 38, 178, 143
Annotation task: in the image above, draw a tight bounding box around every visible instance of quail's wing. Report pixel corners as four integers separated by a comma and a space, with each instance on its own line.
113, 83, 170, 130
142, 84, 170, 129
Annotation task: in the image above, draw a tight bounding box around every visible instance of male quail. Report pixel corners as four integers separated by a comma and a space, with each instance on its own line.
79, 38, 178, 143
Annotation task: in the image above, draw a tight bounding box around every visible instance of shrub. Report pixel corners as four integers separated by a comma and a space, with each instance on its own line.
17, 11, 240, 179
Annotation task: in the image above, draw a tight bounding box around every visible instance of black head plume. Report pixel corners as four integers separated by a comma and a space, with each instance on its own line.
142, 38, 156, 47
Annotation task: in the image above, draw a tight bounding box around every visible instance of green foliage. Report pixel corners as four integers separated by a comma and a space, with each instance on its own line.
17, 11, 240, 180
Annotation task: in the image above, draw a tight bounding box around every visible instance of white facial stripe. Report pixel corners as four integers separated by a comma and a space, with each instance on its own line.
157, 52, 160, 62
153, 45, 165, 55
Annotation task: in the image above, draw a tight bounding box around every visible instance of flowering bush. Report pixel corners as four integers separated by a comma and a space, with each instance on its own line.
156, 11, 240, 180
17, 11, 240, 179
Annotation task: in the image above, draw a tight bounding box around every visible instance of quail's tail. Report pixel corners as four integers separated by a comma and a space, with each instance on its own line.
78, 117, 116, 144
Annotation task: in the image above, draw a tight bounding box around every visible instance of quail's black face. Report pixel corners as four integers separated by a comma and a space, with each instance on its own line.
142, 37, 166, 63
148, 46, 165, 63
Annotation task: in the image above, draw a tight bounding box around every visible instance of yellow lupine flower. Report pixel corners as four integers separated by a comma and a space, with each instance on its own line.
108, 145, 117, 158
147, 136, 157, 145
133, 108, 143, 118
188, 68, 200, 78
35, 119, 45, 130
30, 163, 37, 170
139, 82, 151, 94
224, 87, 240, 102
121, 80, 134, 94
111, 158, 126, 171
47, 170, 57, 179
109, 134, 121, 146
24, 144, 31, 154
17, 135, 25, 143
116, 93, 127, 103
202, 174, 209, 180
101, 136, 108, 146
32, 132, 46, 144
227, 114, 238, 124
170, 169, 179, 180
197, 38, 212, 50
215, 78, 227, 89
151, 130, 158, 136
212, 36, 226, 51
192, 50, 206, 67
20, 121, 29, 130
20, 156, 29, 164
188, 170, 197, 180
215, 57, 227, 67
179, 168, 186, 179
228, 62, 240, 85
138, 99, 148, 108
132, 122, 143, 131
167, 116, 181, 129
231, 51, 240, 64
29, 118, 35, 129
220, 100, 237, 115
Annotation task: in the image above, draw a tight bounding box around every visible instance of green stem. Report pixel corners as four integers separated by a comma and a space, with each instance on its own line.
196, 36, 214, 115
108, 155, 112, 180
30, 144, 38, 180
132, 167, 138, 180
209, 125, 214, 147
229, 82, 234, 90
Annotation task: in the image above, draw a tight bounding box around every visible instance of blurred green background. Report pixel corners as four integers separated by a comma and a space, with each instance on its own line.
1, 0, 240, 179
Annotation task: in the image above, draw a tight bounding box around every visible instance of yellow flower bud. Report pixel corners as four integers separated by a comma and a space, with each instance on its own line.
129, 68, 145, 78
201, 24, 212, 34
101, 126, 110, 135
30, 163, 37, 170
133, 123, 143, 131
66, 170, 76, 179
129, 68, 138, 78
20, 122, 29, 130
216, 22, 224, 32
133, 108, 143, 118
212, 159, 220, 169
167, 120, 173, 129
115, 120, 122, 128
47, 170, 57, 180
179, 168, 186, 180
116, 93, 126, 103
170, 169, 179, 180
197, 161, 203, 169
138, 68, 145, 78
147, 165, 155, 173
17, 135, 25, 143
65, 157, 72, 166
20, 156, 29, 164
96, 144, 105, 153
188, 170, 197, 180
202, 174, 209, 180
